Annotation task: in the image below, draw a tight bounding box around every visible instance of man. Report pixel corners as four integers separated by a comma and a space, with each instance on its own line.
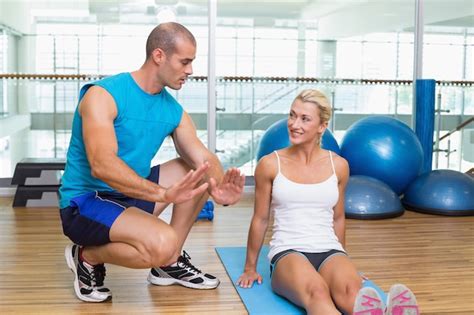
59, 22, 245, 303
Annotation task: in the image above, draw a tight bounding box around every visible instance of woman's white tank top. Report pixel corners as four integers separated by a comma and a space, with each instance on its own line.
268, 150, 345, 261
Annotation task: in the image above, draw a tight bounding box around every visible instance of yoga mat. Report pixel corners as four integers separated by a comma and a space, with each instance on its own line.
216, 246, 387, 314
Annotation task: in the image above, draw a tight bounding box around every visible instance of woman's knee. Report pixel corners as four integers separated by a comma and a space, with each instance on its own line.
346, 283, 361, 305
306, 281, 331, 302
334, 279, 362, 307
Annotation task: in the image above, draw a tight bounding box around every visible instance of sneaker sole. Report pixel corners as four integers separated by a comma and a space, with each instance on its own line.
147, 273, 219, 290
386, 284, 419, 315
64, 244, 112, 303
353, 287, 384, 315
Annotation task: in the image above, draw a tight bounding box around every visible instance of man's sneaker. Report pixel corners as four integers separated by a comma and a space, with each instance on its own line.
64, 244, 112, 302
147, 250, 220, 289
386, 284, 419, 315
353, 286, 385, 315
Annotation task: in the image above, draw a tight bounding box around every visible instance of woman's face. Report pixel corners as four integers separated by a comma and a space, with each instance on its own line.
287, 99, 327, 145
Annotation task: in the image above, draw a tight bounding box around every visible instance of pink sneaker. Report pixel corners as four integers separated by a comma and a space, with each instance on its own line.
386, 284, 419, 315
353, 287, 385, 315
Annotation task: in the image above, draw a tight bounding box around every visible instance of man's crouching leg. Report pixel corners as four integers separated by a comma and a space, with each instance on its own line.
65, 207, 178, 302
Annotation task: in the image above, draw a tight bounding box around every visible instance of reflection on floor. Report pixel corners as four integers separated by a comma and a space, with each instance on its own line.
0, 195, 473, 314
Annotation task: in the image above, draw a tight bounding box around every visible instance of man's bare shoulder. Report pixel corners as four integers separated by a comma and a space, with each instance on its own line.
82, 85, 114, 101
79, 85, 117, 117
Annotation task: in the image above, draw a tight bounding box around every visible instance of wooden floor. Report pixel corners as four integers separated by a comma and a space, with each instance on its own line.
0, 195, 473, 315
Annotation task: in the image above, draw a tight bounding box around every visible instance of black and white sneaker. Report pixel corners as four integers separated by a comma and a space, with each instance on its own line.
64, 244, 112, 302
147, 250, 220, 290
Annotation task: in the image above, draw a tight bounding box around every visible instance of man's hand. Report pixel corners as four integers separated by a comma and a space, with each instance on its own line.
209, 168, 245, 205
162, 163, 210, 204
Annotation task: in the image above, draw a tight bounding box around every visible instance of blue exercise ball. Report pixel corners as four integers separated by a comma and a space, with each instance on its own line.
345, 175, 404, 219
402, 170, 474, 216
340, 116, 423, 195
256, 118, 340, 161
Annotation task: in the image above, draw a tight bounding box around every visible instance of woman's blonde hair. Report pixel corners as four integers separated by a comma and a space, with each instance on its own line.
294, 89, 332, 124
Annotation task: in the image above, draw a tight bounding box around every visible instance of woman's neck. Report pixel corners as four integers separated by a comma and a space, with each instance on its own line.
289, 144, 324, 164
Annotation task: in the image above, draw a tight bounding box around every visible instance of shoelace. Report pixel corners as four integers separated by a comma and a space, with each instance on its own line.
178, 250, 202, 274
91, 264, 107, 287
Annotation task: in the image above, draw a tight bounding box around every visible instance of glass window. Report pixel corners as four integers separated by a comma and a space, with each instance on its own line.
254, 27, 298, 77
0, 31, 5, 115
2, 1, 472, 179
336, 39, 363, 78
424, 34, 464, 80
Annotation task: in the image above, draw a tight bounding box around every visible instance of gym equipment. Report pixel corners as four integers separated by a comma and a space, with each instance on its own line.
11, 158, 65, 207
414, 79, 436, 173
345, 175, 404, 219
216, 246, 387, 315
402, 169, 474, 216
196, 201, 214, 221
256, 118, 341, 161
340, 116, 423, 195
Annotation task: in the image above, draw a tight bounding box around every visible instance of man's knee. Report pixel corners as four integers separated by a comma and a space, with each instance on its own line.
158, 157, 195, 189
139, 227, 178, 267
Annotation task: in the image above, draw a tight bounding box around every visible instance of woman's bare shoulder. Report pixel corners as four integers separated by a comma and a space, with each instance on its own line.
255, 152, 279, 179
329, 151, 349, 174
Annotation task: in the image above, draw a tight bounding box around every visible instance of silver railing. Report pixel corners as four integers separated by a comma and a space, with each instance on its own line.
0, 74, 473, 176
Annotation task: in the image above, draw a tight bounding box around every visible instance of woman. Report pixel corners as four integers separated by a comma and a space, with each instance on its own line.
237, 89, 418, 315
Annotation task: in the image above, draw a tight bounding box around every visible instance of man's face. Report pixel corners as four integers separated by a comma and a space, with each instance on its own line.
159, 38, 196, 90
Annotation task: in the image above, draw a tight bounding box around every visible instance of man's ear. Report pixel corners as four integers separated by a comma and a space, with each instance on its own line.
152, 48, 165, 65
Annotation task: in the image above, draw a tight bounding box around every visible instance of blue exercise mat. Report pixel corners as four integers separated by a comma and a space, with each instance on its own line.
216, 246, 387, 315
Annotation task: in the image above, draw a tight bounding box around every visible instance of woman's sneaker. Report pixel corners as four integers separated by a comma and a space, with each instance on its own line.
64, 244, 112, 302
386, 284, 419, 315
147, 250, 220, 289
353, 286, 385, 315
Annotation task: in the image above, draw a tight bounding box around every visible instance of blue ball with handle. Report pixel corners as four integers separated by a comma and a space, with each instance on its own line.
196, 201, 214, 221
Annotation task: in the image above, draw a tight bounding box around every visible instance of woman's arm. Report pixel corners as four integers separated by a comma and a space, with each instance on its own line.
237, 155, 275, 288
333, 155, 350, 248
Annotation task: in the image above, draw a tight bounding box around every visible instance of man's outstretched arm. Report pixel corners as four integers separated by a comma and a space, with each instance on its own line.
172, 111, 245, 205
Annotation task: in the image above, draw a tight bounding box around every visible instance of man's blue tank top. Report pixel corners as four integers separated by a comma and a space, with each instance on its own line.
59, 72, 183, 209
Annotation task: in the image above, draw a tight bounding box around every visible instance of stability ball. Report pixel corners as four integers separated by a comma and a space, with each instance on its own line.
340, 116, 423, 195
345, 175, 404, 219
402, 170, 474, 216
256, 118, 340, 161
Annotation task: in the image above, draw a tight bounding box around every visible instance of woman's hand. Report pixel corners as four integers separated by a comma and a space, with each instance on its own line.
236, 270, 263, 288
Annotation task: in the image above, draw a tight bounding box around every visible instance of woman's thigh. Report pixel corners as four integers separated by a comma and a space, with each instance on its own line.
319, 254, 362, 308
271, 252, 333, 308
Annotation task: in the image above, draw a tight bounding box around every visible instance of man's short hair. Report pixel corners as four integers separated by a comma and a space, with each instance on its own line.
145, 22, 196, 58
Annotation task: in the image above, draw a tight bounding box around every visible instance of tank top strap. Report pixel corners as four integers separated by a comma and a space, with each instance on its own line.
329, 151, 336, 175
274, 151, 281, 173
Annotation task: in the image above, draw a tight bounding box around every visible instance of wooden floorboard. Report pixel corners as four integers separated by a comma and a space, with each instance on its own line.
0, 195, 473, 314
